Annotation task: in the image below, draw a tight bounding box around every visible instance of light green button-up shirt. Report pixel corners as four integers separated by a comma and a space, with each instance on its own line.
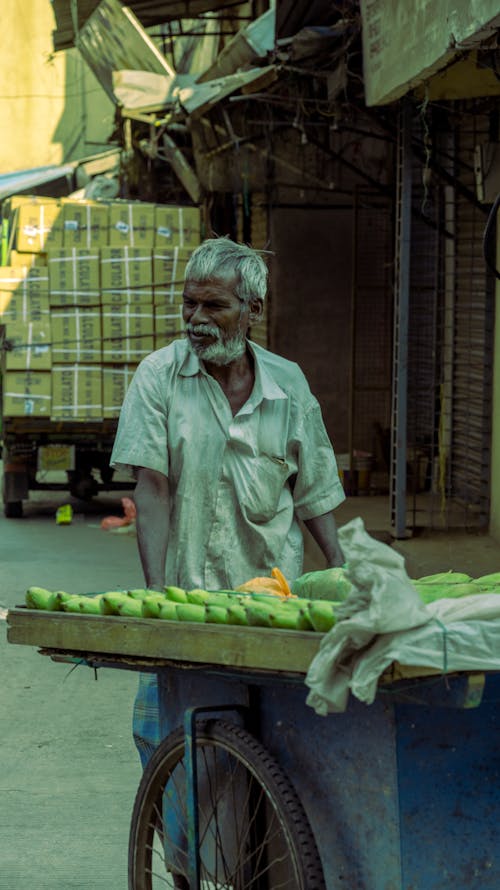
111, 339, 345, 590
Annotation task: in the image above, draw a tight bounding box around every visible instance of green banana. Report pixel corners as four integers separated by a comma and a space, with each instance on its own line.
52, 591, 73, 609
186, 588, 211, 606
226, 605, 249, 626
141, 597, 164, 618
282, 597, 312, 610
416, 581, 482, 604
25, 587, 59, 611
164, 586, 188, 603
127, 588, 150, 600
158, 601, 178, 621
117, 598, 143, 618
62, 596, 87, 613
78, 597, 102, 615
245, 604, 275, 627
175, 603, 206, 623
268, 608, 302, 631
206, 591, 238, 607
415, 571, 472, 584
99, 592, 129, 615
250, 593, 285, 605
205, 604, 229, 624
297, 608, 314, 631
308, 601, 336, 633
473, 572, 500, 587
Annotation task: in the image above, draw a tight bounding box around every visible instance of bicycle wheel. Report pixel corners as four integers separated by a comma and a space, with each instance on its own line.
129, 718, 326, 890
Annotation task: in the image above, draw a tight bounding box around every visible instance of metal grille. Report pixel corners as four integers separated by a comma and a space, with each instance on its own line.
395, 99, 494, 532
450, 107, 494, 527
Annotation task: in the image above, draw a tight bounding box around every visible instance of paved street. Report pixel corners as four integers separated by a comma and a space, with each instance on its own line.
0, 486, 144, 890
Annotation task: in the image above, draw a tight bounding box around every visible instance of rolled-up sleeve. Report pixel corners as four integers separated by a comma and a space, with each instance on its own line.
110, 358, 169, 477
292, 401, 345, 520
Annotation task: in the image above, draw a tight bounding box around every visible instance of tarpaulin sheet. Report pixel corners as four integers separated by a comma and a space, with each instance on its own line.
305, 517, 500, 715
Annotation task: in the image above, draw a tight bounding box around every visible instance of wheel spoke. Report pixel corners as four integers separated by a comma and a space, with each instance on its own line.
130, 720, 326, 890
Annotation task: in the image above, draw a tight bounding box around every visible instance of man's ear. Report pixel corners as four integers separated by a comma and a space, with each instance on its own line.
248, 297, 264, 324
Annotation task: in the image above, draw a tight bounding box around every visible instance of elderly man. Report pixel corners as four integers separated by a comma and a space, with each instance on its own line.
111, 235, 345, 750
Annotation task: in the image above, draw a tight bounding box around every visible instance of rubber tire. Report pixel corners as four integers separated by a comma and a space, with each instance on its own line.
4, 500, 23, 518
129, 718, 326, 890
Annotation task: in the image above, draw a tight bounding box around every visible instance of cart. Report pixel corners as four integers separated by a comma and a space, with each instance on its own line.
7, 605, 500, 889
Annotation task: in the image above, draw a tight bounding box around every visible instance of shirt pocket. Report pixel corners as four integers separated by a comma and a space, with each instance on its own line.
241, 454, 290, 523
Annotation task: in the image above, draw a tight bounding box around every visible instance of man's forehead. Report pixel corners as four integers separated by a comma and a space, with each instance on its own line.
183, 275, 239, 297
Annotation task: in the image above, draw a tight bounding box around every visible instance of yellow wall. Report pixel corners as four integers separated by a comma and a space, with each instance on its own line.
0, 0, 115, 173
489, 224, 500, 541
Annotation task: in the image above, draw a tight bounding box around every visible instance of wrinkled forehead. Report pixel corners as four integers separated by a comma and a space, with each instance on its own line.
183, 275, 241, 301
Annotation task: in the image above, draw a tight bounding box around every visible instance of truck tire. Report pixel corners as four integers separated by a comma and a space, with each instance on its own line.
4, 500, 23, 518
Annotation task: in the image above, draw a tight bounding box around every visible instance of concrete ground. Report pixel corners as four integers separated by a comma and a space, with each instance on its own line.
0, 487, 144, 890
1, 482, 499, 889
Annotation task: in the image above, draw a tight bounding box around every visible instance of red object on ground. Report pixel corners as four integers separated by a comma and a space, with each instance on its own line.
101, 497, 137, 530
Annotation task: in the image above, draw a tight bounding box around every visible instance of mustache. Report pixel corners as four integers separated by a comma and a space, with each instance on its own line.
186, 323, 221, 339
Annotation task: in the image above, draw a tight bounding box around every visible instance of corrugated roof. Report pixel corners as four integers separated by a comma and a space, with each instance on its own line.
0, 150, 121, 201
51, 0, 242, 51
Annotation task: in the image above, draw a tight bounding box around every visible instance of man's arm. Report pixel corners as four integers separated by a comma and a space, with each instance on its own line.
304, 511, 344, 567
134, 467, 170, 590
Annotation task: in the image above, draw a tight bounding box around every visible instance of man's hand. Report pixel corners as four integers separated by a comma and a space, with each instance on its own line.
134, 468, 170, 589
304, 511, 344, 567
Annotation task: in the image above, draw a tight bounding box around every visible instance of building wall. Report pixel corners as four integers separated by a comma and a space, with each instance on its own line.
0, 0, 114, 173
269, 207, 353, 454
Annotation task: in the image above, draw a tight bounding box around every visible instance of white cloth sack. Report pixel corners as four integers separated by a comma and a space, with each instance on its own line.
305, 517, 500, 715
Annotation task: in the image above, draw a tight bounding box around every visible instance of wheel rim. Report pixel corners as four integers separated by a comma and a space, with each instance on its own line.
130, 726, 320, 889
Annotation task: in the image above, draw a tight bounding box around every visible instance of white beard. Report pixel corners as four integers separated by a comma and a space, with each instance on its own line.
186, 323, 246, 366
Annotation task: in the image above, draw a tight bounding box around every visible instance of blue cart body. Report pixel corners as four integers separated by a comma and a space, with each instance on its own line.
157, 668, 500, 890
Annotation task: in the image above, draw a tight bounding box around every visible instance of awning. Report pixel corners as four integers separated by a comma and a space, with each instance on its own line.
359, 0, 500, 105
0, 150, 121, 201
51, 0, 241, 51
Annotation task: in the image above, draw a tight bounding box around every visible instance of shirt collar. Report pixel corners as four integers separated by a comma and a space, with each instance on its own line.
179, 342, 203, 377
178, 339, 287, 406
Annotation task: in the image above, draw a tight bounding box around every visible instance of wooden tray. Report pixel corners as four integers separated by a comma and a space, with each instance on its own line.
6, 607, 322, 676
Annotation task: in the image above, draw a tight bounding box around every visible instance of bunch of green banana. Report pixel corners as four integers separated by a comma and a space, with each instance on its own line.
25, 587, 72, 611
411, 570, 500, 604
23, 583, 341, 632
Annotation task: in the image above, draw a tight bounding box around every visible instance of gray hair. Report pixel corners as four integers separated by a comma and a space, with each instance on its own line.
184, 236, 269, 305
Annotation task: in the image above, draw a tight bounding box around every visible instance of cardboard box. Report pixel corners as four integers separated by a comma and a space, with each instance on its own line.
102, 364, 137, 417
154, 306, 184, 350
154, 205, 201, 249
0, 265, 49, 296
0, 291, 50, 326
101, 247, 153, 305
2, 370, 51, 417
101, 305, 154, 363
153, 247, 191, 304
61, 200, 110, 248
48, 248, 100, 305
2, 194, 59, 216
8, 250, 46, 267
51, 364, 103, 420
15, 201, 63, 253
2, 321, 52, 371
108, 202, 155, 248
51, 308, 102, 363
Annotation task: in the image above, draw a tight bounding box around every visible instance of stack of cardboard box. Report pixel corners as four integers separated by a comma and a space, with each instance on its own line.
0, 262, 52, 417
0, 197, 202, 420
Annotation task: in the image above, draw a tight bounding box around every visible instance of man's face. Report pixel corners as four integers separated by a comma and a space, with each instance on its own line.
182, 276, 251, 366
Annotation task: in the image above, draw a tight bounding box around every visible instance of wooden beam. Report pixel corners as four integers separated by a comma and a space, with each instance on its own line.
7, 608, 322, 675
